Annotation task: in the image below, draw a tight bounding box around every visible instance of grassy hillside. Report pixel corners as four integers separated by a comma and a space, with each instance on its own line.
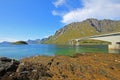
44, 19, 120, 44
71, 39, 111, 45
12, 41, 28, 45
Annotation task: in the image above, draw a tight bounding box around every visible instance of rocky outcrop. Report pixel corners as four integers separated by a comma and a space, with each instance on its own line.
0, 57, 19, 80
86, 19, 117, 32
1, 54, 120, 80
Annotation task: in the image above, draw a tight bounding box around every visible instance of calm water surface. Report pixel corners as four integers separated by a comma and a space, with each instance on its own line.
0, 44, 119, 59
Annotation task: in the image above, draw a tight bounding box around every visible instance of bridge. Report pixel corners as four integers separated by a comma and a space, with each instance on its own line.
70, 32, 120, 49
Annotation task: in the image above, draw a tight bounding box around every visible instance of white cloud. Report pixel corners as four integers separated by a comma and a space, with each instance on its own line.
53, 0, 120, 24
53, 0, 66, 7
52, 10, 65, 16
52, 10, 61, 16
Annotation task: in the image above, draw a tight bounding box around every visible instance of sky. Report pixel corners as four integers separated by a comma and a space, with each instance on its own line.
0, 0, 120, 42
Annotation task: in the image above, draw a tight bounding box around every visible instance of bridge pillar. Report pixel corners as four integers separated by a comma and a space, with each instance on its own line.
109, 42, 120, 49
76, 39, 80, 46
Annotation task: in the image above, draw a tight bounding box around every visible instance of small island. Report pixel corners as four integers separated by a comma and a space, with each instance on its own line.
12, 41, 28, 45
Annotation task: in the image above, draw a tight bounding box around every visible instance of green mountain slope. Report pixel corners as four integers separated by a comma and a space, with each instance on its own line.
43, 19, 120, 44
12, 41, 28, 45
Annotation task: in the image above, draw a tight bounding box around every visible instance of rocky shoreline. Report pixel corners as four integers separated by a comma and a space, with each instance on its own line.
0, 53, 120, 80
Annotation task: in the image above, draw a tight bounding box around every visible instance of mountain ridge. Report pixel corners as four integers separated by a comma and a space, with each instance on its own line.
43, 18, 120, 44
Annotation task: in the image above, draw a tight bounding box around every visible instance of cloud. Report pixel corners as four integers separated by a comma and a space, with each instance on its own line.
52, 10, 66, 16
53, 0, 66, 7
52, 10, 61, 16
53, 0, 120, 24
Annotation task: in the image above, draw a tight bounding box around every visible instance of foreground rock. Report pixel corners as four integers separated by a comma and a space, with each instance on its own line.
0, 57, 19, 80
1, 53, 120, 80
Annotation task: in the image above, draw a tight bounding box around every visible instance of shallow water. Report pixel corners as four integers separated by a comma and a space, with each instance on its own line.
0, 44, 119, 59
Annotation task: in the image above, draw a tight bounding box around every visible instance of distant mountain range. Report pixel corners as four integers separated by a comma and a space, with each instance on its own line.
0, 41, 28, 45
0, 39, 41, 45
0, 41, 11, 45
26, 38, 50, 44
0, 39, 46, 45
43, 18, 120, 44
27, 39, 41, 44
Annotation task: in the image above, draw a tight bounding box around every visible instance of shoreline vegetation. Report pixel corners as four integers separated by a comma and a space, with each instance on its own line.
0, 53, 120, 80
69, 39, 111, 45
12, 41, 28, 45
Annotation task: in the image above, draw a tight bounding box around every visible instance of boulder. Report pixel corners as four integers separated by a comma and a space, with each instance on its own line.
0, 57, 19, 79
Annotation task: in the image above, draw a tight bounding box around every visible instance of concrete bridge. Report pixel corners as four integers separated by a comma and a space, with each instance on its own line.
71, 32, 120, 49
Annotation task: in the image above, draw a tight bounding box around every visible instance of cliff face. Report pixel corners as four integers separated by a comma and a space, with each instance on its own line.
85, 19, 120, 32
44, 19, 120, 44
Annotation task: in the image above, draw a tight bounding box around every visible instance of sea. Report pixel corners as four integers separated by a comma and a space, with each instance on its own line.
0, 44, 119, 59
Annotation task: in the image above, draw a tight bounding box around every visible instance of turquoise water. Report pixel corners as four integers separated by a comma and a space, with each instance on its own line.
0, 44, 119, 59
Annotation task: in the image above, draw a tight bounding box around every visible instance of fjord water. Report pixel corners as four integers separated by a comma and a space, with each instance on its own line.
0, 44, 119, 59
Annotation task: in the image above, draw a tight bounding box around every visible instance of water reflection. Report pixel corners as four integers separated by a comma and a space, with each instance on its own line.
109, 49, 120, 54
0, 44, 119, 59
55, 45, 109, 56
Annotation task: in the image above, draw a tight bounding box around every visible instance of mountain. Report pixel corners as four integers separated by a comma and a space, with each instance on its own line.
0, 41, 11, 45
43, 18, 120, 44
26, 37, 53, 44
27, 39, 41, 44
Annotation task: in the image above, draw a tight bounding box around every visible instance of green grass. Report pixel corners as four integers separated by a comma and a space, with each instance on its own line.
12, 41, 28, 45
70, 39, 111, 45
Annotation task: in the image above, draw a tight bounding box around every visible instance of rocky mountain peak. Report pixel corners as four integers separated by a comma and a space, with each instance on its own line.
43, 18, 120, 44
83, 18, 116, 32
